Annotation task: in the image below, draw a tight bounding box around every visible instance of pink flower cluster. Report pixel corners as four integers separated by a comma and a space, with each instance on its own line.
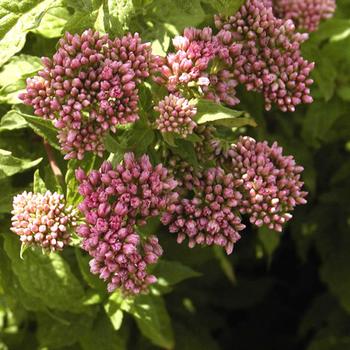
75, 153, 178, 294
154, 93, 197, 137
20, 30, 152, 160
215, 0, 315, 112
153, 0, 316, 112
11, 191, 77, 251
273, 0, 336, 32
153, 27, 241, 107
222, 136, 307, 232
162, 167, 245, 254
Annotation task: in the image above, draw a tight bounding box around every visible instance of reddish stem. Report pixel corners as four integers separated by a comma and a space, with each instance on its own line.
43, 141, 64, 188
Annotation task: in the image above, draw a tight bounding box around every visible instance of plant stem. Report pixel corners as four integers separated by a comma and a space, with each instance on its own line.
43, 141, 64, 188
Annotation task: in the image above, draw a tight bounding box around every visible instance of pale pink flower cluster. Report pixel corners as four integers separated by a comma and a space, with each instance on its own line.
154, 94, 197, 137
75, 153, 178, 294
20, 30, 153, 160
11, 191, 77, 251
273, 0, 336, 32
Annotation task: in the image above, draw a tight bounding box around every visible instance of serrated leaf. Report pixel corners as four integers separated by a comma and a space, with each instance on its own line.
0, 243, 47, 312
65, 154, 97, 207
103, 133, 121, 153
104, 297, 124, 331
3, 234, 86, 313
258, 226, 280, 265
213, 246, 236, 284
95, 0, 135, 35
151, 260, 200, 294
196, 99, 256, 128
171, 139, 198, 167
33, 3, 70, 38
131, 294, 174, 349
0, 0, 57, 67
0, 110, 28, 132
80, 311, 128, 350
201, 0, 244, 16
37, 311, 95, 349
162, 132, 177, 147
33, 169, 47, 194
0, 54, 42, 104
0, 149, 42, 180
75, 248, 108, 292
20, 113, 60, 151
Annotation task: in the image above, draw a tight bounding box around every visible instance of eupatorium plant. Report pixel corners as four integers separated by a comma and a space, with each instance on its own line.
9, 0, 328, 297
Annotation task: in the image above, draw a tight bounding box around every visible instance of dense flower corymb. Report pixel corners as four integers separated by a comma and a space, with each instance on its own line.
273, 0, 336, 32
215, 0, 315, 112
20, 30, 152, 160
162, 167, 245, 254
154, 94, 197, 137
153, 27, 242, 107
221, 136, 307, 232
11, 191, 77, 251
77, 224, 163, 294
75, 153, 178, 294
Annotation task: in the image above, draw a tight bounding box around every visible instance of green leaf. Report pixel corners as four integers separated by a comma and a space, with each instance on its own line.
258, 226, 281, 265
120, 122, 155, 156
0, 0, 57, 67
150, 0, 206, 33
213, 246, 236, 284
80, 311, 128, 350
320, 238, 350, 313
162, 132, 177, 147
196, 99, 256, 128
95, 0, 135, 35
32, 3, 70, 38
151, 260, 200, 294
171, 139, 198, 167
65, 154, 97, 207
33, 169, 47, 194
75, 248, 108, 292
0, 239, 47, 312
103, 133, 121, 154
312, 55, 337, 101
131, 294, 174, 349
20, 113, 60, 151
0, 110, 28, 132
37, 311, 95, 349
3, 234, 86, 313
201, 0, 244, 16
0, 149, 42, 180
301, 99, 347, 148
104, 295, 124, 331
0, 54, 42, 104
0, 179, 26, 214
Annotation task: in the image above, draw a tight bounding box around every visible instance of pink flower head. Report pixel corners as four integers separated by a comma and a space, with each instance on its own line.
273, 0, 336, 32
162, 167, 245, 254
19, 30, 152, 159
11, 191, 77, 251
75, 152, 178, 294
223, 136, 308, 232
152, 27, 241, 107
214, 0, 315, 112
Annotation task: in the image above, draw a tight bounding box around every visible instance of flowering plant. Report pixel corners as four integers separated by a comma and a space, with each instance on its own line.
2, 0, 350, 349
